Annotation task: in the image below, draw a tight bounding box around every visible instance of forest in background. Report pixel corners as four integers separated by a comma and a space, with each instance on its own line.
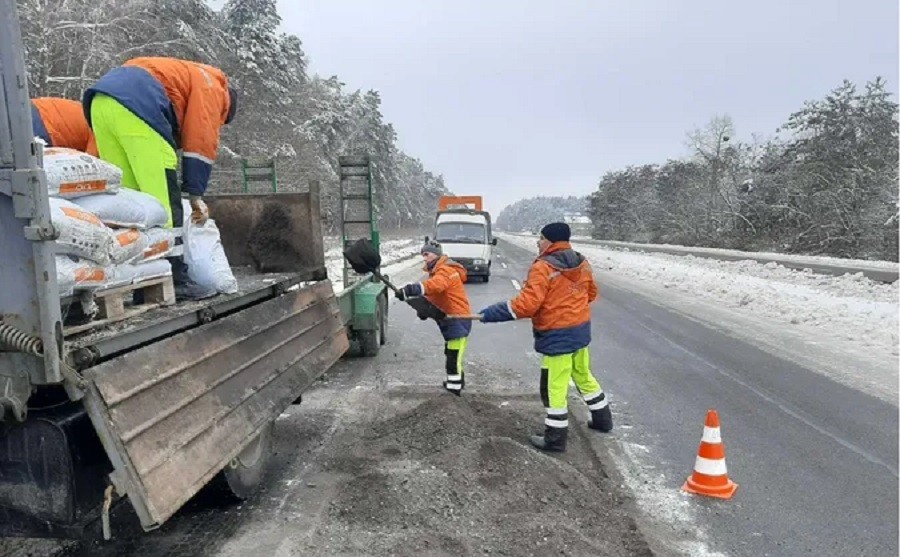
499, 79, 898, 261
17, 0, 449, 231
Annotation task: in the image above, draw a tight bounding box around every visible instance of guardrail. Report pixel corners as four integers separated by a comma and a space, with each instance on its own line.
500, 233, 899, 284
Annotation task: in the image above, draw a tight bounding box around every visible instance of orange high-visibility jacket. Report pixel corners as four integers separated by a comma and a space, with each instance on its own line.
421, 256, 472, 340
509, 242, 597, 354
31, 98, 97, 155
84, 57, 234, 195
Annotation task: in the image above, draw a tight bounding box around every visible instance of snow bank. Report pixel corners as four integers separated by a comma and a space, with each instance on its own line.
499, 233, 899, 401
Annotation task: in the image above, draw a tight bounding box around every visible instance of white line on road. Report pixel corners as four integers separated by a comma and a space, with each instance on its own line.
631, 317, 900, 478
511, 279, 521, 291
502, 262, 508, 269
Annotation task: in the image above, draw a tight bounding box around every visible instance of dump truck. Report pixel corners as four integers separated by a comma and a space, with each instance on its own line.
428, 195, 497, 282
0, 2, 387, 539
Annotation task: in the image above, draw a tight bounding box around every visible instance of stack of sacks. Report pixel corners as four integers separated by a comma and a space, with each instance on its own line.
44, 147, 177, 298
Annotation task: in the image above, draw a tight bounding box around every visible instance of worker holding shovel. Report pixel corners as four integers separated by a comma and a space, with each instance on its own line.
477, 223, 612, 452
396, 241, 473, 396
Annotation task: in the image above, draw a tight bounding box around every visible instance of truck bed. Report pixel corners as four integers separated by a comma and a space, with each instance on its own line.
65, 266, 324, 367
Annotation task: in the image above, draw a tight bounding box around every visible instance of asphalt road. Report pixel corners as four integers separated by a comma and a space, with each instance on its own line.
5, 240, 896, 556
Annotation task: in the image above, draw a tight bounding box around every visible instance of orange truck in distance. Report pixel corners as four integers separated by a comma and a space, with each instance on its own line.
438, 196, 483, 212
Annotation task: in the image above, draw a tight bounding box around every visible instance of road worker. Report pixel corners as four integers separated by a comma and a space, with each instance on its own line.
31, 97, 97, 155
478, 222, 612, 452
396, 240, 473, 395
83, 57, 238, 300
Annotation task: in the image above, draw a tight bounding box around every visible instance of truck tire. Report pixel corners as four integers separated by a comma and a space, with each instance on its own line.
215, 420, 274, 501
483, 274, 490, 283
359, 300, 383, 357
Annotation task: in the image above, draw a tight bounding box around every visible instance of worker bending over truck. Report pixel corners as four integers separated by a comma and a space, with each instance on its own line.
31, 97, 97, 155
83, 56, 238, 300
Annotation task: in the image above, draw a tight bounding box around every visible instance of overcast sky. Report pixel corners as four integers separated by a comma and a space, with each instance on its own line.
271, 1, 898, 215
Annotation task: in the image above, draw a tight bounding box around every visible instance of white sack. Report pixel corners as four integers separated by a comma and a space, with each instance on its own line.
140, 228, 178, 262
182, 199, 238, 294
56, 255, 110, 296
43, 147, 121, 198
49, 198, 114, 264
112, 259, 172, 287
108, 228, 147, 265
72, 188, 168, 229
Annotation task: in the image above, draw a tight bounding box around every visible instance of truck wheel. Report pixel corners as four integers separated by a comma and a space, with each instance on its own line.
215, 421, 274, 501
483, 274, 490, 283
359, 301, 383, 357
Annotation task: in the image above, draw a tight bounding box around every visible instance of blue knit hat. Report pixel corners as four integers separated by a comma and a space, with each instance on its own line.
540, 222, 571, 243
226, 85, 238, 124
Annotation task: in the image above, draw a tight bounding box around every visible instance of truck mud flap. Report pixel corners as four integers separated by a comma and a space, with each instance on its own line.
79, 280, 348, 530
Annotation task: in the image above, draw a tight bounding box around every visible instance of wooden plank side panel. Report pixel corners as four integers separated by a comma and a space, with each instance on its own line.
81, 280, 348, 529
89, 281, 331, 402
123, 306, 341, 477
144, 326, 347, 521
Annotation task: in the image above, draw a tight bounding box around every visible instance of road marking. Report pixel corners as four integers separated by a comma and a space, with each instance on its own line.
511, 279, 521, 291
631, 317, 900, 478
501, 262, 508, 269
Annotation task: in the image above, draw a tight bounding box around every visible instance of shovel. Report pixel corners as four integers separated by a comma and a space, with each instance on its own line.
343, 238, 482, 322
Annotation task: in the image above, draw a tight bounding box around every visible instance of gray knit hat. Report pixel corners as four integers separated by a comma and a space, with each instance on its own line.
421, 240, 442, 257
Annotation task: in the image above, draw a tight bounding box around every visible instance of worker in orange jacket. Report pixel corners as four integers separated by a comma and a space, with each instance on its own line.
31, 97, 98, 155
478, 223, 612, 452
83, 57, 238, 300
396, 241, 473, 395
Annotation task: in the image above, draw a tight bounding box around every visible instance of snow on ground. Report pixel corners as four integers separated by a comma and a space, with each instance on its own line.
499, 233, 899, 403
324, 237, 422, 292
565, 236, 900, 271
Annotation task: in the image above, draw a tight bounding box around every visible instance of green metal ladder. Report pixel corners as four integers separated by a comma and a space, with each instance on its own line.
339, 155, 379, 287
241, 158, 278, 192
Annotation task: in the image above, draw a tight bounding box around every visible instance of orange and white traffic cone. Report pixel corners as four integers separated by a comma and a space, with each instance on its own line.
682, 409, 738, 500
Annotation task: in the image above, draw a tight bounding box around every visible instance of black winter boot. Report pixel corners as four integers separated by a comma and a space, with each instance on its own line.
588, 405, 613, 432
530, 426, 567, 452
443, 379, 463, 396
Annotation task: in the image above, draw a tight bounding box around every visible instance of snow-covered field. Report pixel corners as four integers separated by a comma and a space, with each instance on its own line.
324, 237, 423, 292
499, 233, 899, 403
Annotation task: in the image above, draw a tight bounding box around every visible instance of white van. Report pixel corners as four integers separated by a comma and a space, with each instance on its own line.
428, 209, 497, 282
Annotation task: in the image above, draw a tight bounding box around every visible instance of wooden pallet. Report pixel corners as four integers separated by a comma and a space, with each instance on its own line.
64, 276, 176, 336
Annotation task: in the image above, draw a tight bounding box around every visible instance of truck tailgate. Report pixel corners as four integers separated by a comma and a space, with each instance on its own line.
79, 280, 348, 530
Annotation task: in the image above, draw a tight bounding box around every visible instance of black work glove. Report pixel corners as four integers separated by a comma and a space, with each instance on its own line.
395, 283, 422, 301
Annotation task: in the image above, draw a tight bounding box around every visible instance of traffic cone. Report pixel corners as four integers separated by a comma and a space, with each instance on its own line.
682, 409, 738, 499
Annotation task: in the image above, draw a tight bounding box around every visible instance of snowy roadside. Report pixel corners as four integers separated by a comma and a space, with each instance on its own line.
324, 237, 422, 292
499, 233, 899, 403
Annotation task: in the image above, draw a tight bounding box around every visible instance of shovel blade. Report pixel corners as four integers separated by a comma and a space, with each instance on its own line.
343, 238, 382, 274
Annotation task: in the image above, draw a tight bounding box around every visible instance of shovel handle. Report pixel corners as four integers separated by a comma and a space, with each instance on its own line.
372, 270, 401, 294
446, 314, 483, 321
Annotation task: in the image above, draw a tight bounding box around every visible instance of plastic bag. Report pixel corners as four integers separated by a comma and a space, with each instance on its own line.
182, 200, 238, 294
56, 255, 109, 296
49, 197, 114, 264
43, 147, 121, 198
108, 228, 147, 264
72, 188, 168, 229
140, 228, 178, 262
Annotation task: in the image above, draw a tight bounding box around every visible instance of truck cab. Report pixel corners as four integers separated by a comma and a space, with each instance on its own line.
429, 196, 497, 283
